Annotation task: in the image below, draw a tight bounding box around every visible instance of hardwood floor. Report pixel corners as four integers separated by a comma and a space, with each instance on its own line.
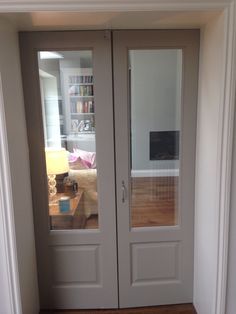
40, 304, 196, 314
50, 176, 178, 230
84, 176, 178, 229
131, 176, 178, 228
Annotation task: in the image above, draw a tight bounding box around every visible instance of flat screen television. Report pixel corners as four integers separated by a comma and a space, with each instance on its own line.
150, 131, 179, 160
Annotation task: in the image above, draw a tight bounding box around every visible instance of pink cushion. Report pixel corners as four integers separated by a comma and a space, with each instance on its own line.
69, 149, 96, 169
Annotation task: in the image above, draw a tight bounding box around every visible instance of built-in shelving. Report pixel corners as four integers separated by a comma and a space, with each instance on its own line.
62, 68, 95, 135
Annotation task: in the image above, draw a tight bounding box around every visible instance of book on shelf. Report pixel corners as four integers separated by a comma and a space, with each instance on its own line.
69, 75, 93, 84
70, 100, 94, 114
76, 101, 83, 113
83, 102, 88, 113
88, 100, 94, 113
69, 84, 94, 97
79, 85, 93, 96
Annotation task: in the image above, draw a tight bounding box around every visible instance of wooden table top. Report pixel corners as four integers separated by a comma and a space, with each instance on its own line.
49, 189, 84, 216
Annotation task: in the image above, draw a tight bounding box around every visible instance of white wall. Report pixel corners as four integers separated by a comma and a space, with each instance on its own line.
42, 77, 61, 147
130, 49, 181, 172
0, 184, 14, 313
194, 11, 226, 314
226, 119, 236, 314
0, 18, 39, 314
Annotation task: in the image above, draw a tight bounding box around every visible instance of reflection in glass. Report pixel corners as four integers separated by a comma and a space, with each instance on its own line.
38, 51, 98, 230
129, 49, 182, 228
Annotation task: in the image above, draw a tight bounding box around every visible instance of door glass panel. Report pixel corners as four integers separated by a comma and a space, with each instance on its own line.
129, 49, 182, 228
38, 50, 99, 230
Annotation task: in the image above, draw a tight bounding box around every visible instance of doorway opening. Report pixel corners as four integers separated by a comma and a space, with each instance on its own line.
20, 29, 199, 310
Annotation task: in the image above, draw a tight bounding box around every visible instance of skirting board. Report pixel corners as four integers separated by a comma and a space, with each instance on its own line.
131, 169, 179, 177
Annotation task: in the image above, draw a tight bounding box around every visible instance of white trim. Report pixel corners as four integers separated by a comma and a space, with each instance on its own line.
0, 0, 230, 12
214, 2, 236, 314
0, 74, 22, 314
131, 169, 179, 177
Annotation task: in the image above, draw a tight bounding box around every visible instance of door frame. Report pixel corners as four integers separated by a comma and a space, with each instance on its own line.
0, 1, 235, 314
0, 73, 22, 314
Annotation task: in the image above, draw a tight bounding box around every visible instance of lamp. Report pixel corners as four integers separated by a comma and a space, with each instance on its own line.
45, 148, 69, 197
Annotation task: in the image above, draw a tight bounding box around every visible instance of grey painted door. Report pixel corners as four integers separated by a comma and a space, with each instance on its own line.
20, 31, 118, 309
113, 30, 199, 307
20, 29, 199, 310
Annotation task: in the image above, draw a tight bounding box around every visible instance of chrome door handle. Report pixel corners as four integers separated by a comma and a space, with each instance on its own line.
122, 180, 127, 203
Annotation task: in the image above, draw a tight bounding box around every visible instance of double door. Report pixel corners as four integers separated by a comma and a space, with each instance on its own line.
20, 30, 199, 309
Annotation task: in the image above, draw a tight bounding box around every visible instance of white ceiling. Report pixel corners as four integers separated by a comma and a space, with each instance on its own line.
1, 10, 221, 31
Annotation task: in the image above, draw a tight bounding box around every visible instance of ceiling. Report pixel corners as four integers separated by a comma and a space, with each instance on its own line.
1, 10, 221, 31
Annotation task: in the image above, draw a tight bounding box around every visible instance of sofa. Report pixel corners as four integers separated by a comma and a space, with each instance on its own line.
69, 168, 98, 218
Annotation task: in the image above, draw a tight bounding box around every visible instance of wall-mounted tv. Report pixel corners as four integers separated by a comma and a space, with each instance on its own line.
150, 131, 180, 160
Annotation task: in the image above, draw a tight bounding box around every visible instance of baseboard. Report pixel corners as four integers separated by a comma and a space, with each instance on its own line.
131, 169, 179, 177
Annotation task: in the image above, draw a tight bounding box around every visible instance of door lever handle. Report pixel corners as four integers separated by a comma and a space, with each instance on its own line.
122, 180, 127, 203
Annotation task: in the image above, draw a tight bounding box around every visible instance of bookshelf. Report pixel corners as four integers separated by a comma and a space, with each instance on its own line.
61, 68, 95, 135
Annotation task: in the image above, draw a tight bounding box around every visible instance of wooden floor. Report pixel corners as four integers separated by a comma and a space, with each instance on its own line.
40, 304, 196, 314
51, 176, 178, 230
131, 176, 178, 228
85, 176, 178, 229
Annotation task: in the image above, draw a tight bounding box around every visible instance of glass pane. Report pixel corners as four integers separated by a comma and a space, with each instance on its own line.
129, 49, 182, 228
38, 50, 98, 230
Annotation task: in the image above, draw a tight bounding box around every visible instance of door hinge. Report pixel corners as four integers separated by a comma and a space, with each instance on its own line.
104, 30, 111, 40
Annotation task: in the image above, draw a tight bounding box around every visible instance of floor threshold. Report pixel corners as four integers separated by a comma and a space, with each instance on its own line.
40, 303, 197, 314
